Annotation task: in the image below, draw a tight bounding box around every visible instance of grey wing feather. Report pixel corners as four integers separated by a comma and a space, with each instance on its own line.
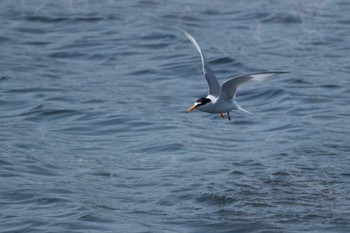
219, 71, 288, 100
184, 31, 221, 97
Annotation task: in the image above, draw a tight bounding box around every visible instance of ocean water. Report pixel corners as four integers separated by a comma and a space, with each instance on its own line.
1, 0, 350, 232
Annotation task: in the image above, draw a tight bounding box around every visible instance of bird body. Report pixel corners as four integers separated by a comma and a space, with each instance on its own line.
194, 96, 231, 113
184, 31, 287, 120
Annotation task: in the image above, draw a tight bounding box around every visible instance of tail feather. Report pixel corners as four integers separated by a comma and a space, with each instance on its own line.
236, 103, 252, 114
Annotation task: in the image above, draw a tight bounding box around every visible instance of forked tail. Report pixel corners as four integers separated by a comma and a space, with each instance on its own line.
236, 102, 252, 114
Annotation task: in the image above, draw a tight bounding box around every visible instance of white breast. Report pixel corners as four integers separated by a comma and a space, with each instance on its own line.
197, 99, 235, 113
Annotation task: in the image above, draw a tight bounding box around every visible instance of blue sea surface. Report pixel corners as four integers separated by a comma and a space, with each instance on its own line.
1, 0, 350, 232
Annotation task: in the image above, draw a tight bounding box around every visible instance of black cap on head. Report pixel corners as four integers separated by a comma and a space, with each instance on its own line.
195, 97, 211, 106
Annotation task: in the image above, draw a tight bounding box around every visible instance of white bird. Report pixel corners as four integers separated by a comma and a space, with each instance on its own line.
184, 31, 287, 121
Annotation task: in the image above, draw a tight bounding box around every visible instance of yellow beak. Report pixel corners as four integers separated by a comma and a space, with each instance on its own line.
187, 105, 197, 112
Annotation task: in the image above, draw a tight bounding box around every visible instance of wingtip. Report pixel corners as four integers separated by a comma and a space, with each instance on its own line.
183, 30, 194, 41
256, 71, 290, 77
262, 71, 289, 74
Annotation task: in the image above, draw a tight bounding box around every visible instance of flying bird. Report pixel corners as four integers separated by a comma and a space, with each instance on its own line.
184, 31, 287, 121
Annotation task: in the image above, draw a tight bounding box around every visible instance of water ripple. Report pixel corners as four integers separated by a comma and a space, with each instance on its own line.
1, 1, 350, 232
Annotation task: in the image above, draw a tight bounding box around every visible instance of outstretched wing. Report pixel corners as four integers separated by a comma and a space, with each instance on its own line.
219, 71, 288, 100
184, 31, 220, 97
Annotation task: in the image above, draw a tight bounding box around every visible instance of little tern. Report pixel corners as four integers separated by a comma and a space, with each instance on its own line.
184, 31, 287, 121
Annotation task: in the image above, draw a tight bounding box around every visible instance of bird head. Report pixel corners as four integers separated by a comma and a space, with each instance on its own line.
187, 97, 211, 112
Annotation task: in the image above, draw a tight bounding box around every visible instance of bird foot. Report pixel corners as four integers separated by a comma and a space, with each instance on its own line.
227, 112, 231, 121
220, 113, 232, 121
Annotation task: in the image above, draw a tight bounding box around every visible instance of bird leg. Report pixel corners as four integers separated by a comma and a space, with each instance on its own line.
227, 112, 231, 121
220, 113, 225, 119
